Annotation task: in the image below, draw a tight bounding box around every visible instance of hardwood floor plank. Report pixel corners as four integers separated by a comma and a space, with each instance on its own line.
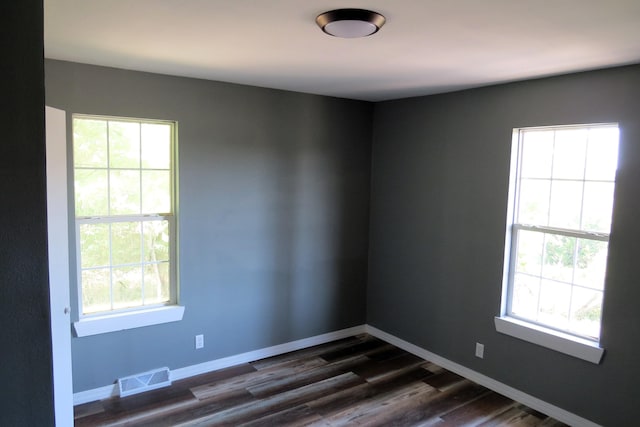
239, 404, 324, 427
351, 352, 428, 384
476, 406, 533, 426
75, 392, 199, 427
191, 356, 328, 400
133, 389, 257, 427
176, 372, 364, 426
74, 400, 105, 419
389, 381, 493, 426
319, 337, 390, 362
307, 366, 434, 416
76, 364, 259, 426
477, 404, 548, 427
439, 391, 516, 426
423, 370, 467, 390
413, 418, 446, 427
364, 346, 410, 362
312, 380, 438, 426
101, 388, 194, 415
75, 335, 569, 427
250, 336, 368, 370
173, 362, 257, 389
246, 355, 371, 398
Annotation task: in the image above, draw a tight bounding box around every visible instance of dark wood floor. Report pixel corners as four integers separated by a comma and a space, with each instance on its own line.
74, 335, 568, 426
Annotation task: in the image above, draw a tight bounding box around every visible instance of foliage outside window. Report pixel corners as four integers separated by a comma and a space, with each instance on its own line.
73, 116, 176, 316
505, 124, 618, 341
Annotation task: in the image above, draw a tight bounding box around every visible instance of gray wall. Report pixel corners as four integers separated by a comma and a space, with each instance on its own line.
368, 64, 640, 426
45, 60, 372, 392
44, 56, 640, 425
0, 0, 55, 425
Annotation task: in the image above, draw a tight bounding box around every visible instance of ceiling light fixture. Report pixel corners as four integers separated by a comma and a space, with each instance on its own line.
316, 9, 386, 38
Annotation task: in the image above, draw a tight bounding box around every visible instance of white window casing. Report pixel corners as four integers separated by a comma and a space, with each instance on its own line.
497, 124, 619, 364
72, 115, 183, 335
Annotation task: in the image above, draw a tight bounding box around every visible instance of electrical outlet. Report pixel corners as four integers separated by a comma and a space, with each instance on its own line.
475, 342, 484, 359
195, 334, 204, 349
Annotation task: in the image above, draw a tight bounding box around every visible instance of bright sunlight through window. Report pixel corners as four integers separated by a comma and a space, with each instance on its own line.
73, 116, 176, 316
505, 124, 618, 341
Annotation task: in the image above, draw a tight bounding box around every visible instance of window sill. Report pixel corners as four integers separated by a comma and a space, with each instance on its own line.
73, 305, 185, 337
494, 316, 604, 364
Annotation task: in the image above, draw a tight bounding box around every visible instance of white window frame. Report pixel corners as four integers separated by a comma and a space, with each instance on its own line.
71, 114, 183, 337
496, 123, 618, 364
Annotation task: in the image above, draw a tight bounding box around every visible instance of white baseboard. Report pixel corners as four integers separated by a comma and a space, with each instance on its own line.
365, 325, 601, 427
74, 323, 601, 427
73, 325, 366, 405
170, 325, 366, 381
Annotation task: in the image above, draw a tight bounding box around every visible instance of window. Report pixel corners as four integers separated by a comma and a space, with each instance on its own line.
497, 124, 618, 362
73, 115, 178, 323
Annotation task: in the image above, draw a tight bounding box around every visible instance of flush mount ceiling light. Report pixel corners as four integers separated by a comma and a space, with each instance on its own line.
316, 9, 386, 38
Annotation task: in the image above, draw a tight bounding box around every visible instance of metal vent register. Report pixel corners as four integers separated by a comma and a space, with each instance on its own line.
117, 367, 171, 397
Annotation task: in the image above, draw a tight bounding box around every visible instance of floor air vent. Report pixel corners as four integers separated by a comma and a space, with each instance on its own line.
118, 367, 171, 397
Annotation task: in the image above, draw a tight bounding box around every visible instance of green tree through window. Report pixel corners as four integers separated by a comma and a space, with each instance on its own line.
506, 124, 618, 340
74, 115, 176, 315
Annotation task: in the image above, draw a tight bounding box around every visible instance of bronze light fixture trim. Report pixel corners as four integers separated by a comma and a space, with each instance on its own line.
316, 9, 386, 38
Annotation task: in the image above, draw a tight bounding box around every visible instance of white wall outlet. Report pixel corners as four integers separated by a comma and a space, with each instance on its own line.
475, 342, 484, 359
195, 334, 204, 349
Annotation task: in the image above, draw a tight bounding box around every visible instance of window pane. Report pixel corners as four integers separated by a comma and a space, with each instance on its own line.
74, 116, 175, 316
110, 170, 141, 214
548, 180, 582, 229
574, 239, 608, 290
585, 127, 619, 181
79, 223, 110, 268
542, 234, 575, 283
551, 129, 587, 180
82, 268, 111, 314
569, 287, 602, 339
73, 118, 107, 168
515, 230, 543, 276
508, 124, 617, 341
538, 279, 571, 330
112, 266, 143, 309
511, 273, 540, 320
144, 220, 170, 262
75, 169, 109, 216
582, 182, 615, 233
111, 222, 141, 266
141, 170, 171, 214
141, 123, 172, 169
109, 121, 140, 168
517, 179, 550, 224
144, 263, 170, 305
520, 131, 553, 178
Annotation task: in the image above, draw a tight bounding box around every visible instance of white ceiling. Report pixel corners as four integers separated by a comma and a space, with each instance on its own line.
44, 0, 640, 102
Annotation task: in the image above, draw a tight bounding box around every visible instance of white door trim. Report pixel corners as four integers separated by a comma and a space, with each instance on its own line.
46, 106, 74, 426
